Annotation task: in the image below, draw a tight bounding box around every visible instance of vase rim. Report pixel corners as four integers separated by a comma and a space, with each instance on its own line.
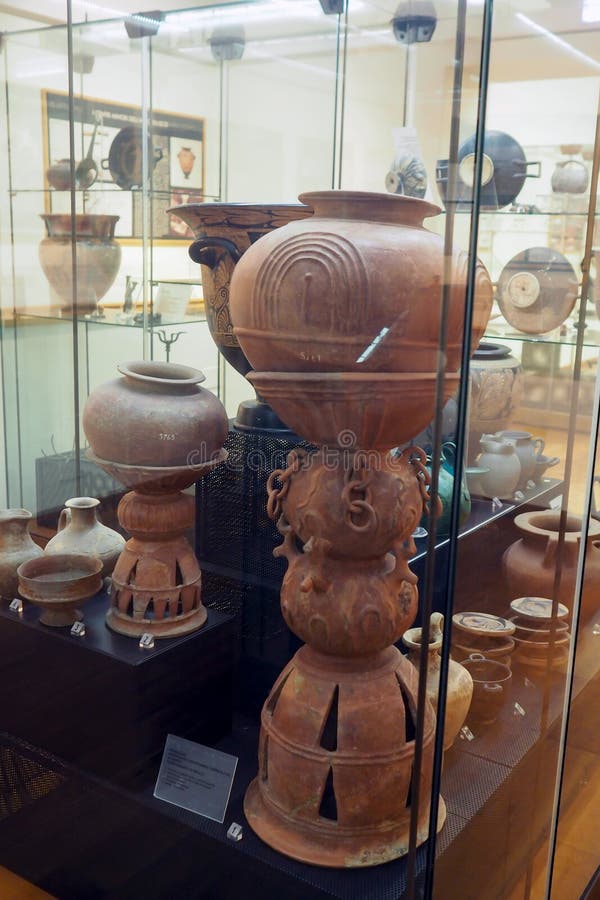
0, 508, 32, 522
298, 189, 441, 222
514, 509, 600, 539
40, 213, 120, 240
402, 626, 442, 652
473, 341, 512, 360
118, 360, 206, 386
65, 497, 100, 509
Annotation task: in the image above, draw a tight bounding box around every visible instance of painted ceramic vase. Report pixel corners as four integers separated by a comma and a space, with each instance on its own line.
45, 497, 125, 578
168, 203, 313, 378
476, 434, 521, 500
39, 214, 121, 314
502, 511, 600, 623
177, 147, 196, 179
0, 509, 44, 600
402, 612, 473, 751
82, 360, 228, 469
468, 342, 523, 461
230, 190, 493, 375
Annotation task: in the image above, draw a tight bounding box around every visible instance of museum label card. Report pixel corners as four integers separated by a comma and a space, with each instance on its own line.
154, 734, 237, 823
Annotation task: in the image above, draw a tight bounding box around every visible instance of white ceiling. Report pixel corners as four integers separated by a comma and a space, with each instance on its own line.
1, 0, 598, 49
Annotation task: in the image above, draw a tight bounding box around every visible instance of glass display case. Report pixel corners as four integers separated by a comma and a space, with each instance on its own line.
0, 1, 599, 898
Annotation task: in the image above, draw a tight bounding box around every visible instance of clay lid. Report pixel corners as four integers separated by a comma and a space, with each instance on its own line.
510, 596, 569, 621
452, 611, 516, 637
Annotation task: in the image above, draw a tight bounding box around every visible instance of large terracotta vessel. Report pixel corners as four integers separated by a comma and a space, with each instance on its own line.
83, 361, 228, 637
0, 509, 43, 599
39, 214, 121, 314
168, 202, 313, 430
502, 510, 600, 624
230, 190, 491, 867
232, 191, 492, 376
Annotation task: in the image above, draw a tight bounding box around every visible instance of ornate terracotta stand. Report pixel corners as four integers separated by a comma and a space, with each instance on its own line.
229, 190, 492, 866
244, 446, 442, 866
88, 456, 226, 638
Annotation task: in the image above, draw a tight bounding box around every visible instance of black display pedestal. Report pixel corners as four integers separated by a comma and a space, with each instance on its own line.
195, 424, 311, 714
0, 591, 236, 783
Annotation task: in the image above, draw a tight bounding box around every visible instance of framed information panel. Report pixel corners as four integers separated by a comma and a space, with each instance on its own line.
42, 89, 205, 242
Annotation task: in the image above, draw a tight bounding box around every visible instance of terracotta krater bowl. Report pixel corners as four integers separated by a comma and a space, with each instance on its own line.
17, 553, 103, 627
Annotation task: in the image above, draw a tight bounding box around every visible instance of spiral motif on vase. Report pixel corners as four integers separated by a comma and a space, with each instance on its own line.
251, 232, 369, 334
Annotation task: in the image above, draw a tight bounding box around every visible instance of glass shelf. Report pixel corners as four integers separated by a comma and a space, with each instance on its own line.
18, 307, 206, 328
484, 317, 600, 348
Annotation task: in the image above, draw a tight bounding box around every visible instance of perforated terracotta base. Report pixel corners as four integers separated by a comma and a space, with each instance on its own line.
244, 779, 446, 868
243, 645, 443, 868
105, 602, 207, 639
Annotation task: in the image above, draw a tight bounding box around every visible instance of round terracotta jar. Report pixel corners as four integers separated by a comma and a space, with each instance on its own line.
502, 510, 600, 622
230, 190, 492, 375
82, 360, 228, 468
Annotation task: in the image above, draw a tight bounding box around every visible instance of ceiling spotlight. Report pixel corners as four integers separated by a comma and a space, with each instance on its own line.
391, 1, 437, 44
210, 25, 246, 61
124, 9, 164, 39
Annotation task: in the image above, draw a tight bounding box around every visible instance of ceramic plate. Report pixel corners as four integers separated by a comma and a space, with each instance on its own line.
452, 611, 516, 636
510, 596, 569, 621
497, 247, 578, 334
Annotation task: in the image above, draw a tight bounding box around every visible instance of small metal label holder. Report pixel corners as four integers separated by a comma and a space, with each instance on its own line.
139, 632, 155, 650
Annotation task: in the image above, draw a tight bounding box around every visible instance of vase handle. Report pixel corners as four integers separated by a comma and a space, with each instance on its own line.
188, 236, 242, 269
58, 507, 72, 532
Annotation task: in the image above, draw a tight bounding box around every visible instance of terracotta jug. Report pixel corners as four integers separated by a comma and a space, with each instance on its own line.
0, 509, 43, 599
477, 434, 521, 499
502, 510, 600, 623
403, 612, 473, 751
45, 497, 125, 578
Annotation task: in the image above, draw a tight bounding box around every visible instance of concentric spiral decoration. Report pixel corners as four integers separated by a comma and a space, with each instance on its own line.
251, 232, 369, 334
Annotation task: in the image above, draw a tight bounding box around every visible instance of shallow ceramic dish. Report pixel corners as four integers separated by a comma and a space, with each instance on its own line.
101, 126, 163, 190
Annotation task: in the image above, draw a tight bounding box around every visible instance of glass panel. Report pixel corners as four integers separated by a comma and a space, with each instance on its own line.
433, 1, 600, 897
